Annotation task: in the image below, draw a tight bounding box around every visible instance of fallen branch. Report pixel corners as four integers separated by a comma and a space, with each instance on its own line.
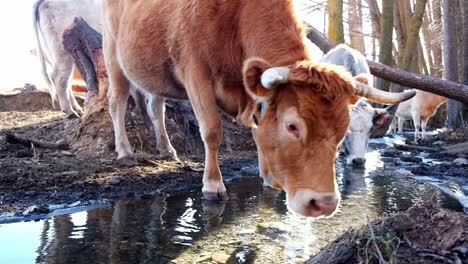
393, 142, 441, 152
368, 223, 388, 264
442, 142, 468, 154
306, 25, 468, 104
5, 132, 69, 150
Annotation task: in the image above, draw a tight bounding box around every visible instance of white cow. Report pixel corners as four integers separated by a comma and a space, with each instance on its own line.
322, 44, 397, 166
33, 0, 103, 117
33, 0, 178, 160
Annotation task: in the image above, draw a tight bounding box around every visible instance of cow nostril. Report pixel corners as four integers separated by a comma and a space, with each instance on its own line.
352, 158, 366, 166
309, 199, 320, 211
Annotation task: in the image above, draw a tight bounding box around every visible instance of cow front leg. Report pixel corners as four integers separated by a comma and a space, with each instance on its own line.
397, 117, 404, 134
180, 67, 227, 201
421, 117, 429, 139
412, 112, 421, 141
146, 94, 179, 161
109, 86, 136, 166
104, 40, 136, 166
198, 110, 226, 200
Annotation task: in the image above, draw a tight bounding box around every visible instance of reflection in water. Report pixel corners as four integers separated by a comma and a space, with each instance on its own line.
0, 159, 465, 263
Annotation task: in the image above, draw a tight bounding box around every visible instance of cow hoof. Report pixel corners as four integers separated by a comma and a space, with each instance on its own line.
159, 153, 181, 163
67, 113, 80, 119
203, 191, 229, 201
116, 156, 138, 167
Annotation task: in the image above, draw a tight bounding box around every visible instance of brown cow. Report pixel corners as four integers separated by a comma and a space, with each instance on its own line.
102, 0, 415, 217
390, 91, 446, 140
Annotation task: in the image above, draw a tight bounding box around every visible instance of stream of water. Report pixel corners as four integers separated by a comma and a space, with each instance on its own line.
0, 138, 466, 264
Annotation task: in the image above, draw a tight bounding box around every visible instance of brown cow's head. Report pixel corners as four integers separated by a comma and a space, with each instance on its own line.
242, 57, 415, 218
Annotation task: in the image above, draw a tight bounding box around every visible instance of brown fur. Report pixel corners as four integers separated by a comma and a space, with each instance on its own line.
394, 91, 447, 139
103, 0, 357, 209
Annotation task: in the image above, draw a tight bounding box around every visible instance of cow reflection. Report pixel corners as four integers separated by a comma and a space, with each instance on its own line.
340, 166, 367, 197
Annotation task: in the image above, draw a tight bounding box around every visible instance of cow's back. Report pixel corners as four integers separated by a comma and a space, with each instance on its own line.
105, 0, 244, 74
321, 44, 370, 76
417, 92, 446, 119
102, 0, 187, 99
103, 0, 251, 105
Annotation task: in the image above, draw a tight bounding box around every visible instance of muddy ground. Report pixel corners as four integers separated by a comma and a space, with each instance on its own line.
1, 90, 468, 263
0, 90, 466, 216
309, 202, 468, 263
0, 90, 257, 215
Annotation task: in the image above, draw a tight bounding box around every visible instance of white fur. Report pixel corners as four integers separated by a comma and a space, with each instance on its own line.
33, 0, 103, 116
287, 189, 340, 218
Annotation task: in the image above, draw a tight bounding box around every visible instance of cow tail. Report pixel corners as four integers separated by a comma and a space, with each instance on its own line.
33, 0, 56, 106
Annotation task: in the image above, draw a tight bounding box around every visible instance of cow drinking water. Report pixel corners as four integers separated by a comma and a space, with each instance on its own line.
321, 44, 397, 166
102, 0, 415, 217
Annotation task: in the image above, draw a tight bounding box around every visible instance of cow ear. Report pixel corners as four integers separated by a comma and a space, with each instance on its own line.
373, 105, 397, 126
243, 57, 274, 102
353, 73, 373, 86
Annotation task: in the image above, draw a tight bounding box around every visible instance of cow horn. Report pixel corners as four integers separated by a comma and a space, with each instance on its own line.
354, 82, 416, 104
261, 67, 290, 89
374, 108, 388, 115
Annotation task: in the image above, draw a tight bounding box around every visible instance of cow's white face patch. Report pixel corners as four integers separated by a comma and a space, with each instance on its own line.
344, 101, 375, 165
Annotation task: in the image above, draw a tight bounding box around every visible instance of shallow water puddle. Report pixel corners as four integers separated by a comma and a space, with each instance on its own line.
0, 159, 463, 264
1, 135, 465, 264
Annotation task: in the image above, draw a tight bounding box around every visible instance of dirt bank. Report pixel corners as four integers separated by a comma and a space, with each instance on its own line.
308, 202, 468, 263
0, 89, 257, 215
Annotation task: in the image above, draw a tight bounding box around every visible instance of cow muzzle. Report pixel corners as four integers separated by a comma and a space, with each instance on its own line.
287, 189, 340, 217
351, 157, 366, 167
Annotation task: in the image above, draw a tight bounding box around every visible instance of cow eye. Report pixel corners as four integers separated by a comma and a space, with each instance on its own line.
288, 124, 297, 132
287, 123, 301, 138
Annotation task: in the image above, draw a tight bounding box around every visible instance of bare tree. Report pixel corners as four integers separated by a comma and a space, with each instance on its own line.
366, 0, 382, 39
377, 0, 394, 91
430, 0, 444, 78
327, 0, 345, 44
461, 0, 468, 123
400, 0, 428, 71
348, 0, 366, 53
443, 0, 465, 128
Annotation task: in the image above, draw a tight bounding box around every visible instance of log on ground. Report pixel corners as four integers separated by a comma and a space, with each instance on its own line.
306, 25, 468, 104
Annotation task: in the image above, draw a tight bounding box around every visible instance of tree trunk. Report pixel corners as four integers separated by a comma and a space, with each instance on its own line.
392, 0, 427, 92
348, 0, 365, 53
431, 0, 444, 78
421, 8, 434, 75
62, 18, 102, 99
464, 0, 468, 85
306, 25, 468, 103
418, 40, 429, 75
394, 0, 407, 53
62, 18, 115, 154
377, 0, 394, 91
327, 0, 345, 44
443, 0, 465, 128
366, 0, 382, 40
400, 0, 428, 71
461, 0, 468, 123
